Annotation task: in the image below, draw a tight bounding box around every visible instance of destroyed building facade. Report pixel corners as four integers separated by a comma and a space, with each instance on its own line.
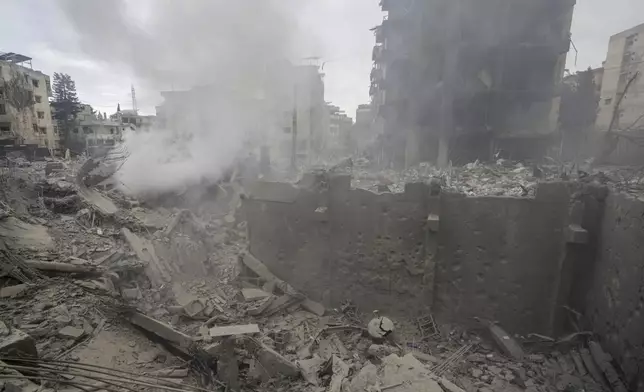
371, 0, 576, 167
0, 52, 57, 150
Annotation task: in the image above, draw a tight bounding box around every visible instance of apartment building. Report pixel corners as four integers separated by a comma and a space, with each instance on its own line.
596, 23, 644, 132
371, 0, 576, 167
0, 52, 56, 149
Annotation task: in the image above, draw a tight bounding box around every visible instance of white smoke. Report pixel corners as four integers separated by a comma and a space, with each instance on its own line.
56, 0, 314, 195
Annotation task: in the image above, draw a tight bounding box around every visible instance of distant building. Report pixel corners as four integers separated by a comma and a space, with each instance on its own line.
114, 109, 156, 132
371, 0, 576, 167
326, 104, 353, 155
0, 52, 56, 150
596, 23, 644, 132
64, 104, 123, 153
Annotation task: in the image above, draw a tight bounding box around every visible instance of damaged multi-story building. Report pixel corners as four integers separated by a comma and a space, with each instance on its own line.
371, 0, 576, 167
0, 52, 57, 152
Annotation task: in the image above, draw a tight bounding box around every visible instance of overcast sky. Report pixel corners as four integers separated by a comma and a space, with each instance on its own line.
0, 0, 642, 118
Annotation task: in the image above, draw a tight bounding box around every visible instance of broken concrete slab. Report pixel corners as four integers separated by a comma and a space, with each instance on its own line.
0, 217, 53, 251
262, 295, 303, 316
120, 287, 141, 300
328, 355, 350, 392
298, 355, 325, 386
0, 329, 37, 358
486, 323, 524, 360
439, 377, 466, 392
410, 351, 439, 364
0, 284, 27, 298
348, 362, 378, 392
131, 207, 171, 230
149, 368, 189, 378
209, 324, 260, 339
128, 312, 194, 350
241, 288, 271, 302
253, 341, 300, 378
78, 186, 118, 216
0, 360, 40, 392
25, 260, 103, 275
588, 341, 627, 392
58, 326, 85, 339
381, 353, 442, 392
241, 253, 325, 316
121, 228, 172, 287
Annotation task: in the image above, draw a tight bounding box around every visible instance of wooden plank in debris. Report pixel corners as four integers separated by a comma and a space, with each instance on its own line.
209, 324, 260, 338
580, 348, 609, 388
128, 312, 194, 350
121, 228, 172, 287
588, 341, 627, 392
242, 252, 325, 316
486, 323, 524, 360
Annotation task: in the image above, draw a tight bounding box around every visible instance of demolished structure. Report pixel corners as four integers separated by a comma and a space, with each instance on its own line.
370, 0, 576, 167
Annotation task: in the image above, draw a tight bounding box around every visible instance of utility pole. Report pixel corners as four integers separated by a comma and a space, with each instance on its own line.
291, 85, 298, 172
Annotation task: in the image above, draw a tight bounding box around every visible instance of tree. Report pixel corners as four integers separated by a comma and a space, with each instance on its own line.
51, 73, 82, 150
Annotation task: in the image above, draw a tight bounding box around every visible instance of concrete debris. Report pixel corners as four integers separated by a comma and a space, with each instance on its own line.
438, 377, 466, 392
128, 311, 194, 350
77, 186, 119, 216
0, 359, 40, 392
328, 355, 350, 392
485, 322, 524, 360
58, 326, 85, 339
367, 344, 399, 358
241, 252, 325, 316
0, 284, 28, 298
588, 341, 628, 392
410, 351, 439, 364
298, 355, 325, 386
252, 341, 300, 378
209, 324, 260, 338
380, 353, 442, 392
262, 294, 303, 316
0, 217, 53, 251
349, 362, 379, 391
120, 287, 141, 300
217, 337, 240, 391
121, 227, 172, 287
241, 288, 272, 302
0, 329, 38, 358
24, 259, 103, 275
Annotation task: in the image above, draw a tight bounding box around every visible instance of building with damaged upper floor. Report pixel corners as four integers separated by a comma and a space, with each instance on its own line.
370, 0, 576, 168
0, 52, 57, 151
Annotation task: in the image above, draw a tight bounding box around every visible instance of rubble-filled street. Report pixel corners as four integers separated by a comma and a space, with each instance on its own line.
0, 155, 632, 392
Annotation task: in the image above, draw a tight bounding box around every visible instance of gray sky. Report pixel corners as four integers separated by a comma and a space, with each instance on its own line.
0, 0, 642, 118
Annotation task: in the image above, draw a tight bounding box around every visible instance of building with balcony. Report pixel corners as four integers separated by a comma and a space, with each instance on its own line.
371, 0, 576, 167
0, 52, 56, 150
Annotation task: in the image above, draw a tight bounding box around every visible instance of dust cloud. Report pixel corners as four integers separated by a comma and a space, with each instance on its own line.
56, 0, 312, 195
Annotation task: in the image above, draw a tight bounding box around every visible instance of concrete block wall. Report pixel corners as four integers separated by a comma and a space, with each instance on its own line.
583, 192, 644, 390
434, 186, 569, 335
244, 177, 573, 335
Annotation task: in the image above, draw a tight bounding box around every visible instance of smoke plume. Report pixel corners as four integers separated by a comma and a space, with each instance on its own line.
56, 0, 311, 194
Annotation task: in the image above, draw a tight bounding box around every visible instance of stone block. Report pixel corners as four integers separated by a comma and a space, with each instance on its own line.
242, 288, 271, 302
58, 326, 85, 339
0, 329, 37, 358
566, 224, 589, 244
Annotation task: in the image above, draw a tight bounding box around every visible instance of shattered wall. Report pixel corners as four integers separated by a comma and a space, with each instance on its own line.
583, 192, 644, 389
434, 185, 570, 335
244, 177, 433, 316
244, 177, 572, 334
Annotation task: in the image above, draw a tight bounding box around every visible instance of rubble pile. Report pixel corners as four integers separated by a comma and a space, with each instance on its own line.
0, 155, 629, 392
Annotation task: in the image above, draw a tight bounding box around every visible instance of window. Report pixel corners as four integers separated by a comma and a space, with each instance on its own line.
0, 87, 4, 98
0, 126, 10, 134
24, 74, 29, 83
605, 98, 613, 105
37, 111, 44, 119
32, 79, 40, 88
53, 126, 59, 134
83, 126, 91, 134
35, 95, 42, 103
73, 128, 79, 134
0, 104, 5, 115
32, 124, 38, 133
110, 128, 115, 134
39, 127, 46, 134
